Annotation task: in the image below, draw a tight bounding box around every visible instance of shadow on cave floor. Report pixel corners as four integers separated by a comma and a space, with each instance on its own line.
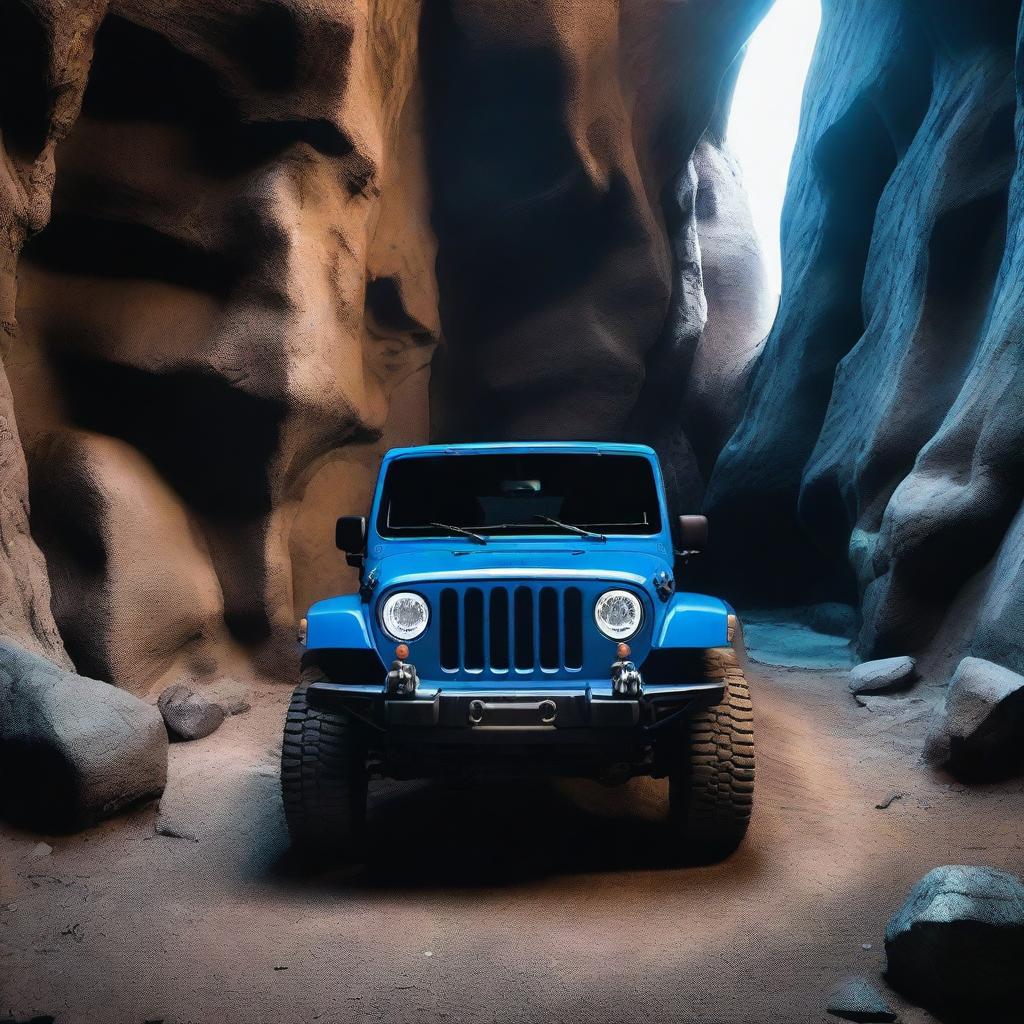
263, 775, 768, 889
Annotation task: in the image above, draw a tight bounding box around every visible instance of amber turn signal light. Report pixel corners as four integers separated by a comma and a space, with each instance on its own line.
395, 643, 410, 660
616, 642, 631, 659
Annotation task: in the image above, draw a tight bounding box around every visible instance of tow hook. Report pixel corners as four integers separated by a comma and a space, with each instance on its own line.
611, 642, 643, 697
386, 643, 419, 697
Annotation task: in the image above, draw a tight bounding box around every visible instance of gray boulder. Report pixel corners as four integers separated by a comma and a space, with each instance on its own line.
923, 657, 1024, 778
0, 638, 167, 831
849, 656, 917, 697
885, 865, 1024, 1015
826, 977, 896, 1023
157, 683, 225, 741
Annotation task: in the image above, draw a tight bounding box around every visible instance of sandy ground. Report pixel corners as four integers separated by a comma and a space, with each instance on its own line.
3, 631, 1023, 1024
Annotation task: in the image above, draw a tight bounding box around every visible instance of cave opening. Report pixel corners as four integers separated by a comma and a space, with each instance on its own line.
727, 0, 822, 303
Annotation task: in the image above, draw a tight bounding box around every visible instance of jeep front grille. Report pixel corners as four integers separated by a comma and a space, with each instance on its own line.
438, 585, 584, 673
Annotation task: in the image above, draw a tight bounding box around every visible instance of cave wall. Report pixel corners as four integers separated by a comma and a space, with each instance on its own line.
0, 0, 107, 667
9, 0, 439, 692
4, 0, 774, 692
424, 0, 774, 510
707, 0, 1024, 677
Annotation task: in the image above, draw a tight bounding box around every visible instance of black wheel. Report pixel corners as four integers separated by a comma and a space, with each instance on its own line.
280, 684, 368, 859
665, 646, 754, 862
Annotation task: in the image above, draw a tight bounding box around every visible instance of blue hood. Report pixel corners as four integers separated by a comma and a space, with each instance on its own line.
367, 544, 675, 597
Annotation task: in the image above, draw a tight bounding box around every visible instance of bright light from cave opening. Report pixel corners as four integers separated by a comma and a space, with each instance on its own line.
728, 0, 822, 299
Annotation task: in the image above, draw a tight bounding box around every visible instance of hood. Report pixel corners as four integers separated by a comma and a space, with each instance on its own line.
367, 545, 675, 596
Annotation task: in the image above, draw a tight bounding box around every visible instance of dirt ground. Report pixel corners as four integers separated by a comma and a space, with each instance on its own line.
3, 631, 1023, 1024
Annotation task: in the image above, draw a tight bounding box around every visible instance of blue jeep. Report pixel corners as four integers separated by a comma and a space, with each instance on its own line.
281, 442, 753, 861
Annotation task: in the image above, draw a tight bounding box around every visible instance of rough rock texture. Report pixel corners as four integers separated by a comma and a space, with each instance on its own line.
424, 1, 775, 512
706, 0, 1024, 685
825, 977, 896, 1023
2, 0, 773, 693
0, 637, 167, 830
848, 656, 917, 697
10, 0, 440, 693
923, 656, 1024, 778
157, 682, 226, 741
0, 0, 107, 666
885, 865, 1024, 1016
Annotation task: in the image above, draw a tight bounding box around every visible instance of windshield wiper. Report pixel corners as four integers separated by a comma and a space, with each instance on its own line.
428, 521, 488, 545
532, 514, 607, 541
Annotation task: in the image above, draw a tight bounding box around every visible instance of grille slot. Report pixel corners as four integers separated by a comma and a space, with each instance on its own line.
514, 587, 533, 669
439, 588, 459, 669
437, 583, 585, 674
539, 587, 559, 668
489, 588, 510, 669
464, 588, 485, 669
563, 587, 583, 669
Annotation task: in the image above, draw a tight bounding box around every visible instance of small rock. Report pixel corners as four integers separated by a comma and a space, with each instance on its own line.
855, 695, 924, 713
885, 865, 1024, 1015
923, 657, 1024, 779
874, 792, 905, 810
157, 683, 225, 741
30, 841, 53, 859
849, 656, 917, 696
204, 679, 252, 717
861, 943, 872, 950
155, 821, 198, 842
826, 977, 896, 1022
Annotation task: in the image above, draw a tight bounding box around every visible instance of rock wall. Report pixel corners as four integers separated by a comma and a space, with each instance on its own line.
4, 0, 773, 693
707, 0, 1024, 678
424, 1, 774, 510
9, 0, 440, 692
0, 0, 107, 666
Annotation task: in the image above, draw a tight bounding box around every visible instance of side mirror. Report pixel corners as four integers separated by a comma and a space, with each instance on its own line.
677, 514, 708, 552
336, 515, 367, 568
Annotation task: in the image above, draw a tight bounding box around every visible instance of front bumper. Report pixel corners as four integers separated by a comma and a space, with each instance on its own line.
306, 680, 724, 738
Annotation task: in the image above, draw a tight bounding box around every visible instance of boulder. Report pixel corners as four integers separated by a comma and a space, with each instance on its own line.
0, 638, 167, 831
825, 977, 896, 1023
923, 657, 1024, 779
885, 865, 1024, 1015
849, 657, 917, 697
157, 684, 225, 741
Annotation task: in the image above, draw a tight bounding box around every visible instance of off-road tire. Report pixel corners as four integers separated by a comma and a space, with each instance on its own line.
280, 684, 368, 859
666, 646, 754, 862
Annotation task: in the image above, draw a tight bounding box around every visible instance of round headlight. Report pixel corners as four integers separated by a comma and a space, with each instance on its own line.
594, 589, 643, 640
380, 592, 429, 641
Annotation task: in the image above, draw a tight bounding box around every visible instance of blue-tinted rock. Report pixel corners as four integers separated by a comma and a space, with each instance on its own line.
885, 865, 1024, 1014
826, 977, 896, 1023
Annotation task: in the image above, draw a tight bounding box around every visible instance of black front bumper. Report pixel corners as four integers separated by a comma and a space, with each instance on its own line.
306, 681, 724, 740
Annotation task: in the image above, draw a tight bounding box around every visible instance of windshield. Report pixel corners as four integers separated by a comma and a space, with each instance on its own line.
377, 453, 662, 538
